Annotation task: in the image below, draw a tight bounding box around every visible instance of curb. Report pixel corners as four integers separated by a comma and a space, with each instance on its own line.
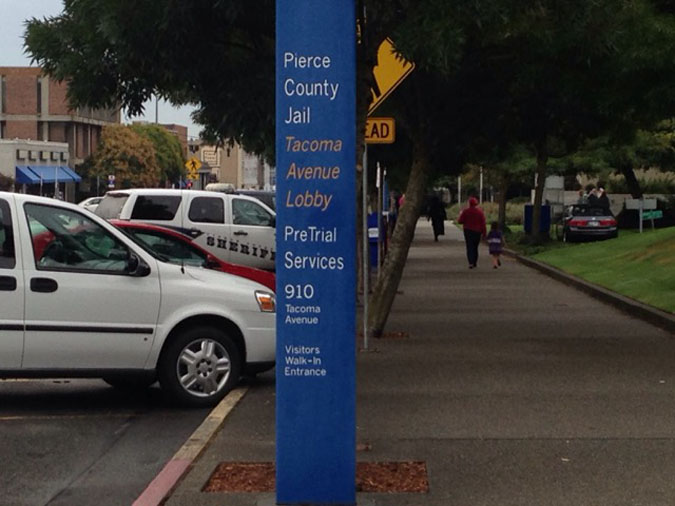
132, 387, 249, 506
505, 249, 675, 335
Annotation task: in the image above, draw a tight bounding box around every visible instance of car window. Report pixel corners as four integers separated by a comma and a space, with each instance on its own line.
188, 197, 224, 224
25, 204, 130, 274
95, 193, 130, 219
232, 198, 273, 226
0, 199, 15, 269
237, 191, 276, 210
571, 206, 608, 217
124, 229, 207, 267
131, 195, 181, 220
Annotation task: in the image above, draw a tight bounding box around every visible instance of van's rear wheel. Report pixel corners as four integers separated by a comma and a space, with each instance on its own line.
158, 326, 241, 408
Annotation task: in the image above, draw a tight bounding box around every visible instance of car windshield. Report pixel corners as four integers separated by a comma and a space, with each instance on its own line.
120, 227, 208, 267
570, 206, 610, 217
95, 193, 130, 219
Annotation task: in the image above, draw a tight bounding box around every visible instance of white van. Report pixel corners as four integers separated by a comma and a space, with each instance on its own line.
0, 191, 275, 407
95, 189, 276, 270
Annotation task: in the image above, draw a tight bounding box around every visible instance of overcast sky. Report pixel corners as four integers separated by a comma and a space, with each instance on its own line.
1, 0, 200, 138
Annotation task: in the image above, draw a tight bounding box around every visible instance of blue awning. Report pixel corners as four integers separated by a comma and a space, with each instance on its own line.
15, 166, 40, 184
27, 165, 81, 183
59, 166, 82, 183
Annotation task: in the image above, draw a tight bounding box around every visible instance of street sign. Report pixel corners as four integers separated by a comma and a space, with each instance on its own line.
107, 174, 115, 189
365, 117, 395, 144
185, 156, 202, 172
625, 198, 656, 210
368, 38, 414, 115
277, 1, 356, 504
642, 210, 663, 220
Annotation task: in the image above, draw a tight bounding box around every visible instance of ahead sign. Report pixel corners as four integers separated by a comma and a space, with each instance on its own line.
365, 117, 395, 144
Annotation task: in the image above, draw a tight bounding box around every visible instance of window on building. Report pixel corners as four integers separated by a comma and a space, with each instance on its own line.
36, 79, 42, 115
0, 76, 5, 114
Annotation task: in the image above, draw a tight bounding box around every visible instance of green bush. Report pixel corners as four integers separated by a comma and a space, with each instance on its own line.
0, 174, 14, 191
447, 200, 525, 225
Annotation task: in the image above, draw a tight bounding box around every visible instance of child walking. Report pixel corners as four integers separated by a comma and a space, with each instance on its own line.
487, 221, 505, 269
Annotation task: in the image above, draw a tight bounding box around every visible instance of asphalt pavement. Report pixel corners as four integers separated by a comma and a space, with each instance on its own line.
155, 219, 675, 506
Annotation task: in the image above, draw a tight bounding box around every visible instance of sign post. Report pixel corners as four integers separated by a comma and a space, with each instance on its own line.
276, 1, 356, 504
626, 198, 657, 233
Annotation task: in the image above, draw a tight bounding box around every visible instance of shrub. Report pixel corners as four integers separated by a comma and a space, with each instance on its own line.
0, 174, 14, 191
447, 200, 525, 225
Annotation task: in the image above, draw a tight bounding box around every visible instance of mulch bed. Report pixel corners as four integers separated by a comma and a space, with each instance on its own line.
202, 461, 429, 494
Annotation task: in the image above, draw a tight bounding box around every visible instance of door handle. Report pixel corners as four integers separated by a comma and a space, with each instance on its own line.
233, 230, 248, 236
0, 276, 16, 291
30, 277, 58, 293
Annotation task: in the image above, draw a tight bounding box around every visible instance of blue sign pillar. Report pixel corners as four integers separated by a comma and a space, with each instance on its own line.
276, 0, 356, 504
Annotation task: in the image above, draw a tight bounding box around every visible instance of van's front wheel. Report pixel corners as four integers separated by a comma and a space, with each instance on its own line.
158, 326, 241, 408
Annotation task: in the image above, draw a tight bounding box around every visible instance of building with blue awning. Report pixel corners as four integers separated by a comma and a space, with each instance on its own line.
0, 67, 120, 200
1, 139, 81, 199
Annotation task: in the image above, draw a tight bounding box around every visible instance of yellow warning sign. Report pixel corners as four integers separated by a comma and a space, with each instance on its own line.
365, 118, 395, 144
185, 156, 202, 172
369, 39, 415, 115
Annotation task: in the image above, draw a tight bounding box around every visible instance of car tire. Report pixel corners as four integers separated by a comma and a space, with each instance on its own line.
103, 374, 156, 391
158, 326, 241, 408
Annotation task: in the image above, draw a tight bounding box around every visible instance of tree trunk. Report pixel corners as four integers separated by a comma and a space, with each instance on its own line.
367, 140, 429, 338
497, 176, 508, 231
531, 148, 548, 239
619, 164, 643, 199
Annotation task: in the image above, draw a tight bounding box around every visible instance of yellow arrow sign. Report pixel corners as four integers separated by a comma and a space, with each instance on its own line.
369, 39, 415, 115
365, 117, 395, 144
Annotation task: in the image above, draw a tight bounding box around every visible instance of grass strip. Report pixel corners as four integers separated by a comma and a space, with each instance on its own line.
531, 228, 675, 313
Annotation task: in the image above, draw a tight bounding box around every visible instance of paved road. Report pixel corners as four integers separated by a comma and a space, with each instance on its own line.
0, 379, 209, 506
168, 219, 675, 506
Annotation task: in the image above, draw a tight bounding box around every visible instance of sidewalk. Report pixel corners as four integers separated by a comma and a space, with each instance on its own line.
162, 220, 675, 506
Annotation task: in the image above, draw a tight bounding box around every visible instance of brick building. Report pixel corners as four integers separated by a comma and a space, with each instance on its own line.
0, 67, 120, 197
161, 123, 188, 158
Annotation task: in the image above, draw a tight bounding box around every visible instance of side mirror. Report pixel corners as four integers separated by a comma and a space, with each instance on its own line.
204, 254, 221, 270
127, 253, 151, 277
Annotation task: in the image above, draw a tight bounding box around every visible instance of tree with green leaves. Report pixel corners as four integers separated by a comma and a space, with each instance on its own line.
129, 124, 185, 184
89, 125, 161, 189
0, 174, 14, 192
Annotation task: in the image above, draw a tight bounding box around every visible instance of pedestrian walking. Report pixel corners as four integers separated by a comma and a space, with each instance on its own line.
457, 196, 486, 269
487, 221, 505, 269
426, 194, 447, 241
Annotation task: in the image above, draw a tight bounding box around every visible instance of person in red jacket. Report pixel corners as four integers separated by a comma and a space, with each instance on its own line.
457, 196, 487, 269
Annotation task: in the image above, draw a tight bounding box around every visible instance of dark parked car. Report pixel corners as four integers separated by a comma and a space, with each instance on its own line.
235, 190, 276, 211
561, 205, 618, 242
